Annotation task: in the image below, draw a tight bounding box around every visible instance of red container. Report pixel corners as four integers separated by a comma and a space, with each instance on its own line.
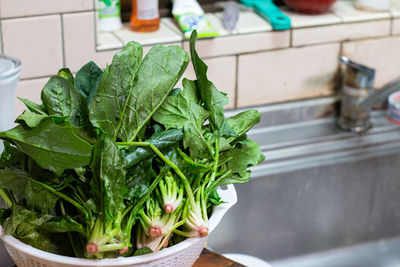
283, 0, 337, 14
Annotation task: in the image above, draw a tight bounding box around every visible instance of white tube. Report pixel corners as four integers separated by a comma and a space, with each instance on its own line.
172, 0, 219, 39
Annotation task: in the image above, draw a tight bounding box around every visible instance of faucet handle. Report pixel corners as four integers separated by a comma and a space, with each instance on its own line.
339, 56, 375, 89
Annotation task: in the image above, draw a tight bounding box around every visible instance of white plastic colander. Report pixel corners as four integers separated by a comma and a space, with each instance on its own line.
1, 184, 237, 267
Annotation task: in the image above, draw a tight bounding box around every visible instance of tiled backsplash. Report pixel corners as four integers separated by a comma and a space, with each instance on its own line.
1, 0, 400, 117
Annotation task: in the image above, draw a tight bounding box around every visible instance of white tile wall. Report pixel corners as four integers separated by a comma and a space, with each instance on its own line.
393, 19, 400, 35
292, 20, 391, 46
0, 4, 399, 110
0, 0, 94, 18
15, 77, 50, 117
342, 36, 400, 87
2, 15, 63, 79
182, 56, 237, 109
237, 43, 340, 107
97, 32, 123, 51
63, 11, 119, 73
183, 31, 290, 58
282, 8, 342, 28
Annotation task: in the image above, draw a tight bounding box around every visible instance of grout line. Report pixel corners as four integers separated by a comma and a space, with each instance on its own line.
289, 28, 293, 47
0, 20, 4, 55
0, 10, 95, 20
94, 40, 182, 53
234, 55, 239, 109
290, 17, 391, 30
111, 31, 125, 45
161, 18, 185, 38
93, 10, 99, 53
290, 32, 393, 49
60, 14, 66, 68
20, 75, 52, 81
390, 16, 394, 36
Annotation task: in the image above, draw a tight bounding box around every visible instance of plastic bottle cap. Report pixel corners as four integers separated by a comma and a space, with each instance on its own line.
0, 55, 22, 80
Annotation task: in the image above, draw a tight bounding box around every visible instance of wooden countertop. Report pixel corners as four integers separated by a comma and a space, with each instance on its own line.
193, 249, 245, 267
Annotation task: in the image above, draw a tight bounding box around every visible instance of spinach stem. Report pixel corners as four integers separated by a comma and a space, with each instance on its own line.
205, 138, 219, 204
0, 189, 12, 208
124, 165, 170, 240
60, 201, 80, 258
117, 142, 196, 209
27, 177, 89, 220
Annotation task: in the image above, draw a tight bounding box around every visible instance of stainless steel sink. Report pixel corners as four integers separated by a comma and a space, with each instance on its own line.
208, 97, 400, 264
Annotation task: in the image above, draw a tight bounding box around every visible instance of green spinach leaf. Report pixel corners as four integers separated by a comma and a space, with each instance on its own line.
16, 111, 48, 128
126, 159, 155, 202
57, 68, 74, 85
89, 42, 143, 140
227, 110, 261, 143
90, 43, 189, 142
0, 169, 59, 211
18, 97, 47, 115
189, 31, 229, 130
41, 76, 88, 127
0, 142, 22, 169
221, 139, 265, 178
75, 61, 103, 106
153, 79, 211, 158
91, 135, 127, 222
0, 118, 93, 176
121, 128, 183, 168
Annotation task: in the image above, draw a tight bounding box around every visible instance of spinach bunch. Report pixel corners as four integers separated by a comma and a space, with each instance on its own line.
0, 31, 264, 259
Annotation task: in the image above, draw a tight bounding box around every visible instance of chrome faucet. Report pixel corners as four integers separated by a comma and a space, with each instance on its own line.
338, 56, 400, 133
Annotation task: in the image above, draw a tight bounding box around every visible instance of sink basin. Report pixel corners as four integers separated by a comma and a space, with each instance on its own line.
272, 237, 400, 267
208, 97, 400, 262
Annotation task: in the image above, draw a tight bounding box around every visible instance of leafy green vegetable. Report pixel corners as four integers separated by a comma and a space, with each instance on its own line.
223, 139, 264, 178
57, 68, 74, 85
0, 31, 264, 260
16, 111, 48, 128
41, 76, 88, 127
227, 110, 261, 143
153, 79, 211, 158
0, 118, 93, 175
133, 247, 153, 256
18, 97, 47, 115
91, 135, 127, 222
0, 142, 22, 169
75, 61, 103, 106
121, 128, 184, 168
0, 169, 59, 211
189, 31, 229, 130
89, 42, 143, 141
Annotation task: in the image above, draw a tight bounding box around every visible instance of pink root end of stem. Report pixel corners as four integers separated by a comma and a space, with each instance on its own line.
198, 226, 209, 237
86, 243, 98, 254
163, 239, 169, 248
149, 226, 162, 238
164, 204, 174, 213
119, 247, 129, 255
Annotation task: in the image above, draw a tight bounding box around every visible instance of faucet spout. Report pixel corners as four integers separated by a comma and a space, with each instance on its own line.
358, 77, 400, 111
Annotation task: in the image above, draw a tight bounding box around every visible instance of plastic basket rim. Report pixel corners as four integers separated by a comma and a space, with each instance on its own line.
1, 184, 237, 266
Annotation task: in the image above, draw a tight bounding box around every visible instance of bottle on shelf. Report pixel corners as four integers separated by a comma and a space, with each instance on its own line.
97, 0, 122, 32
130, 0, 160, 32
